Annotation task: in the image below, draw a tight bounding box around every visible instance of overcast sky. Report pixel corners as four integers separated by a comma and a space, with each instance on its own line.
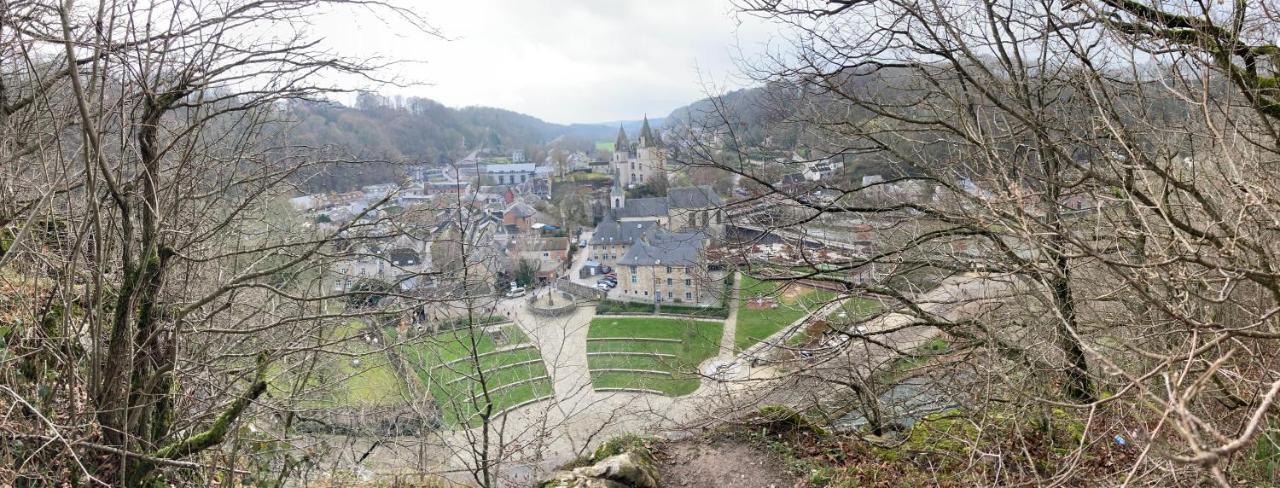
316, 1, 776, 124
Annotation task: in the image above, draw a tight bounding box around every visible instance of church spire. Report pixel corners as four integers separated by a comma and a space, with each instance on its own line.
610, 177, 625, 209
614, 125, 630, 153
638, 115, 654, 147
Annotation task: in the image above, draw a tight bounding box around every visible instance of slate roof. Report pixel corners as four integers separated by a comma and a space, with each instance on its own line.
617, 229, 705, 267
617, 197, 669, 219
667, 185, 722, 209
522, 237, 569, 252
506, 202, 537, 218
386, 248, 421, 266
590, 219, 658, 246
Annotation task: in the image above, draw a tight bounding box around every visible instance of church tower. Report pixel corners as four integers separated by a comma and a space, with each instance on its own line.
638, 115, 654, 147
610, 180, 625, 210
612, 126, 630, 163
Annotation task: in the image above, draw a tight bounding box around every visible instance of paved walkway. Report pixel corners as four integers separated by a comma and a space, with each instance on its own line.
349, 273, 1018, 486
717, 272, 742, 360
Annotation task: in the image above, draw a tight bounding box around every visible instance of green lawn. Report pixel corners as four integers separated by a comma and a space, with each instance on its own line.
734, 276, 837, 351
269, 320, 407, 407
827, 297, 883, 322
398, 329, 553, 427
502, 325, 530, 345
786, 297, 884, 346
586, 317, 724, 396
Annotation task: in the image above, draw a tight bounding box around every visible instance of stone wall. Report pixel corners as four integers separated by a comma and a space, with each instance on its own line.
554, 278, 606, 301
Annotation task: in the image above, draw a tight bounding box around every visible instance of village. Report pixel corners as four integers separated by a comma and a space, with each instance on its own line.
265, 103, 1125, 486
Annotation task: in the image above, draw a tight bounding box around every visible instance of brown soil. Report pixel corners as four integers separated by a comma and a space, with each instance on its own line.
779, 283, 810, 303
654, 438, 798, 488
746, 295, 779, 310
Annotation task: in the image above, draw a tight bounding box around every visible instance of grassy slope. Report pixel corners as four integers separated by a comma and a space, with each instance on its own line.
734, 276, 837, 351
268, 320, 407, 408
784, 297, 884, 346
586, 317, 724, 396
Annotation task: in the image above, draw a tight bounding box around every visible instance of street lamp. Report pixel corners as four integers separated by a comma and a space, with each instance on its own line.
653, 258, 661, 314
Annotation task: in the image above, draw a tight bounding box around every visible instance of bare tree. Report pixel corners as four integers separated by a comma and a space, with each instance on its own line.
0, 1, 443, 485
654, 0, 1280, 484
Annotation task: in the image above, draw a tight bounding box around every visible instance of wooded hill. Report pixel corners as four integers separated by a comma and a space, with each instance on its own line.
277, 95, 624, 192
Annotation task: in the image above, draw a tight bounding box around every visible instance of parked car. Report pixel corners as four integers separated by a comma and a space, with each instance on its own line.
506, 286, 527, 298
595, 282, 610, 290
599, 265, 612, 274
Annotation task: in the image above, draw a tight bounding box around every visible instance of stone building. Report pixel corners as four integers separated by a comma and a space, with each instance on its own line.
666, 185, 724, 234
611, 116, 664, 188
615, 229, 715, 305
589, 219, 658, 267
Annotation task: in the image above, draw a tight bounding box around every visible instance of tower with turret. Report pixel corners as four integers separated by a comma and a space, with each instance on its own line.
611, 115, 665, 188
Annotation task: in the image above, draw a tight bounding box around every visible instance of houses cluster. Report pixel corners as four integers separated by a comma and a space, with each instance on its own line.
286, 146, 577, 297
777, 154, 846, 186
289, 117, 750, 310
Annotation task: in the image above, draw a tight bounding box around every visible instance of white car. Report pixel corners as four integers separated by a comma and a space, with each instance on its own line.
506, 286, 527, 298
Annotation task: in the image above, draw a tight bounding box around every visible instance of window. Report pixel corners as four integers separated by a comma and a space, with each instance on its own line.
631, 275, 637, 284
666, 266, 672, 273
686, 292, 692, 300
668, 292, 673, 298
685, 279, 691, 286
644, 291, 648, 296
629, 265, 636, 273
666, 278, 673, 286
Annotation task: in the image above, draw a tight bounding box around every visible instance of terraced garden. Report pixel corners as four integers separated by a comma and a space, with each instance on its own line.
735, 276, 837, 351
398, 327, 553, 427
586, 317, 724, 396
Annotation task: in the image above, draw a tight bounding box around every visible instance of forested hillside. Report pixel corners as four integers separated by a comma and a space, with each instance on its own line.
278, 94, 619, 192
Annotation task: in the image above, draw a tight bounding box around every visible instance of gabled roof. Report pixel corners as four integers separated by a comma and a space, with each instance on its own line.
591, 219, 658, 246
617, 197, 668, 219
506, 202, 537, 218
618, 229, 705, 267
667, 185, 722, 209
